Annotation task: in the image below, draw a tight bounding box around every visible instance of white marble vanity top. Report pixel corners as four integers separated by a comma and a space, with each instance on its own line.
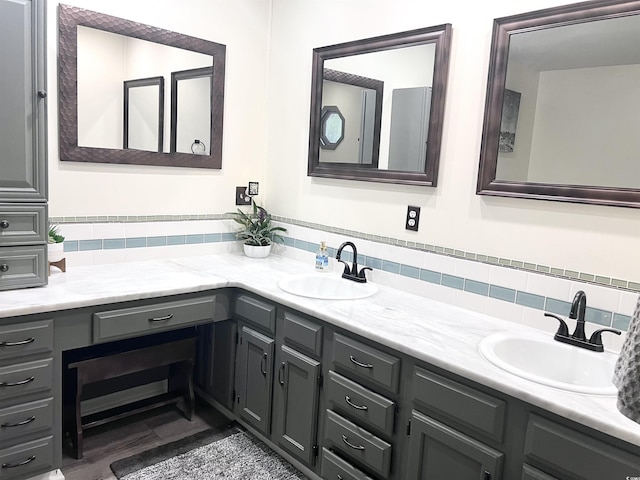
1, 252, 639, 449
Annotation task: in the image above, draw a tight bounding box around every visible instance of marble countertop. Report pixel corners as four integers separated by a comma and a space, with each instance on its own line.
2, 253, 639, 449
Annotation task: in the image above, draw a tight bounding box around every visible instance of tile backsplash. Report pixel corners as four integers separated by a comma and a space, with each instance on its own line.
51, 215, 638, 351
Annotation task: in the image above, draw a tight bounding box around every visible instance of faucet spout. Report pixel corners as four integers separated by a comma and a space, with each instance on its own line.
569, 290, 587, 341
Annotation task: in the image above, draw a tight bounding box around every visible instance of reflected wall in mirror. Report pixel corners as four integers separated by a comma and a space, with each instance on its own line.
308, 24, 452, 186
171, 67, 212, 155
58, 4, 226, 169
123, 76, 164, 153
477, 0, 640, 208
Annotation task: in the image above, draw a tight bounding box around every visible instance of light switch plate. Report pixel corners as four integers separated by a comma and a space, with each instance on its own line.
406, 205, 420, 231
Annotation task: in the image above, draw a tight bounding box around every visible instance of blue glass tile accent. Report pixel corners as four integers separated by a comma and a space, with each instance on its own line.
125, 237, 146, 248
489, 285, 516, 303
613, 313, 632, 331
63, 240, 78, 252
365, 256, 382, 270
381, 260, 400, 275
204, 233, 221, 243
340, 251, 354, 263
78, 239, 102, 251
545, 298, 571, 316
307, 242, 319, 253
147, 236, 167, 247
400, 265, 420, 279
103, 238, 125, 250
420, 269, 441, 284
294, 239, 308, 251
464, 279, 489, 296
186, 234, 204, 244
327, 247, 337, 258
585, 307, 613, 327
442, 274, 464, 290
516, 292, 545, 310
283, 236, 294, 247
221, 233, 237, 242
167, 235, 186, 246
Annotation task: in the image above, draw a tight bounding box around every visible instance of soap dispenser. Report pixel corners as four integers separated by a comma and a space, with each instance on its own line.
315, 241, 330, 272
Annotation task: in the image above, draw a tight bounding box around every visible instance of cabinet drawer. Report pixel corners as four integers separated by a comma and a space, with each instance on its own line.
283, 311, 322, 357
0, 320, 53, 361
332, 333, 400, 393
324, 409, 392, 478
0, 398, 53, 443
321, 448, 374, 480
524, 414, 640, 480
0, 359, 52, 402
0, 206, 46, 246
234, 294, 276, 334
0, 435, 53, 479
0, 246, 46, 291
522, 463, 558, 480
412, 366, 505, 442
92, 295, 216, 342
326, 371, 395, 437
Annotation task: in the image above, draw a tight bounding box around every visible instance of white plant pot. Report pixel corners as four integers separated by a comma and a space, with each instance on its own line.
48, 242, 65, 262
243, 243, 272, 258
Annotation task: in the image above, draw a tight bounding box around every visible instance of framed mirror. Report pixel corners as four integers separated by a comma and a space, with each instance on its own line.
123, 76, 164, 152
58, 4, 226, 169
477, 0, 640, 208
308, 24, 452, 186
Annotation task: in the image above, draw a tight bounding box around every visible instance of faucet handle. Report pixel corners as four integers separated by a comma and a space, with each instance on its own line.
588, 328, 621, 348
544, 313, 569, 337
357, 267, 372, 279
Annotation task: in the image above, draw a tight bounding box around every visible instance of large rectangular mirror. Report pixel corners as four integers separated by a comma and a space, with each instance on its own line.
308, 25, 452, 186
58, 4, 226, 169
477, 0, 640, 208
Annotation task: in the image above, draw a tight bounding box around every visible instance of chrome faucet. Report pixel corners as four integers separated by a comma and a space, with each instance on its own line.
335, 241, 372, 283
544, 290, 621, 352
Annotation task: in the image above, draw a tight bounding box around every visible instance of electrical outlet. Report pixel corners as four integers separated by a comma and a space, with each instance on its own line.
406, 205, 420, 231
235, 186, 252, 205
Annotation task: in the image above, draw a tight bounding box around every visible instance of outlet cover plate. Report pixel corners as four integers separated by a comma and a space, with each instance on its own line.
236, 186, 252, 205
406, 205, 420, 231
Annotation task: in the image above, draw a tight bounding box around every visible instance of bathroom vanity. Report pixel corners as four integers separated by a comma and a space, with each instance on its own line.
0, 253, 639, 480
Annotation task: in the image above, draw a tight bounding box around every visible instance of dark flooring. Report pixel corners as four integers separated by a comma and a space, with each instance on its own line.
61, 399, 230, 480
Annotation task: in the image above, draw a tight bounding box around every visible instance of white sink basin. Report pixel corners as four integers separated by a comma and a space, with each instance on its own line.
479, 331, 618, 396
278, 273, 378, 300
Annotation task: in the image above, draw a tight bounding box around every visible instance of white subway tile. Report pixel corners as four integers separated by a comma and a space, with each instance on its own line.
454, 258, 490, 283
486, 297, 524, 326
451, 290, 487, 316
125, 222, 158, 238
92, 249, 126, 265
422, 252, 456, 276
569, 281, 620, 312
64, 250, 94, 267
526, 272, 571, 300
59, 224, 93, 241
618, 290, 640, 317
92, 222, 126, 239
488, 264, 528, 291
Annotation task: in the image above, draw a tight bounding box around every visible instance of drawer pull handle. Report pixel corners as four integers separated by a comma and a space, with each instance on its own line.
341, 434, 365, 451
2, 455, 36, 469
0, 220, 9, 229
149, 314, 174, 322
0, 376, 35, 387
278, 362, 285, 385
260, 353, 268, 376
0, 338, 35, 347
349, 355, 373, 369
483, 472, 491, 480
345, 395, 368, 411
1, 416, 36, 428
337, 476, 343, 480
0, 264, 8, 273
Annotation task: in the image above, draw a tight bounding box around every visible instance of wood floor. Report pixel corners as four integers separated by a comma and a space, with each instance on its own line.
61, 399, 230, 480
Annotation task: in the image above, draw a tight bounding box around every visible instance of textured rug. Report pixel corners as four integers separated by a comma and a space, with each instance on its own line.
110, 423, 307, 480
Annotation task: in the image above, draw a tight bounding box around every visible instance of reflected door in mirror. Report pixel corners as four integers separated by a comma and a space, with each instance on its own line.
124, 76, 164, 152
171, 67, 212, 155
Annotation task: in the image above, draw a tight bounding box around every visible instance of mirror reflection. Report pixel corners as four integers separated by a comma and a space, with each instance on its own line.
171, 67, 212, 155
477, 1, 640, 207
308, 24, 452, 186
123, 76, 164, 153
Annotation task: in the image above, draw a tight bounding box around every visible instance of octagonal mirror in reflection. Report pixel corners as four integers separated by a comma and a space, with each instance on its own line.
320, 105, 345, 150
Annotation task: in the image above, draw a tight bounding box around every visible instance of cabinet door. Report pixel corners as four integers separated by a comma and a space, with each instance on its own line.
234, 325, 274, 434
195, 321, 236, 409
0, 0, 47, 202
405, 410, 503, 480
272, 344, 320, 466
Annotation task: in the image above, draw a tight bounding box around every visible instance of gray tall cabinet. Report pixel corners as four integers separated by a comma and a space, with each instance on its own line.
0, 0, 48, 291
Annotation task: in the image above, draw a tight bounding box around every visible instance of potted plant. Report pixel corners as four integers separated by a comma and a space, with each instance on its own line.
48, 224, 65, 262
229, 202, 286, 258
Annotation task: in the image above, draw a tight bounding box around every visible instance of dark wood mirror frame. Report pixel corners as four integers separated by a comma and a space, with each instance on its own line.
308, 24, 452, 186
123, 76, 164, 153
58, 4, 226, 169
477, 0, 640, 208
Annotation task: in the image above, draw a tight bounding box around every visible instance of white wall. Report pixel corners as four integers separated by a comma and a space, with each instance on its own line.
265, 0, 640, 284
47, 0, 271, 216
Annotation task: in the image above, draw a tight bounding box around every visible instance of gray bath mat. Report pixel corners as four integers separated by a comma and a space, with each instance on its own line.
110, 422, 307, 480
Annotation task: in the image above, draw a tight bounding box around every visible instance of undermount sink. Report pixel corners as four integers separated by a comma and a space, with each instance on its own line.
479, 331, 618, 396
278, 273, 378, 300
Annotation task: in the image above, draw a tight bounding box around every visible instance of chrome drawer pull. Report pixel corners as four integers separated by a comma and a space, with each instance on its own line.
1, 416, 36, 428
349, 355, 373, 369
341, 434, 365, 451
0, 220, 9, 229
0, 338, 35, 347
2, 455, 36, 469
0, 376, 35, 387
0, 264, 8, 273
345, 395, 368, 411
148, 314, 174, 322
337, 475, 343, 480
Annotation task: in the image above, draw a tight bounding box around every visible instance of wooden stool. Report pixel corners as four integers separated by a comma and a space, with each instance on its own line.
65, 337, 196, 459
